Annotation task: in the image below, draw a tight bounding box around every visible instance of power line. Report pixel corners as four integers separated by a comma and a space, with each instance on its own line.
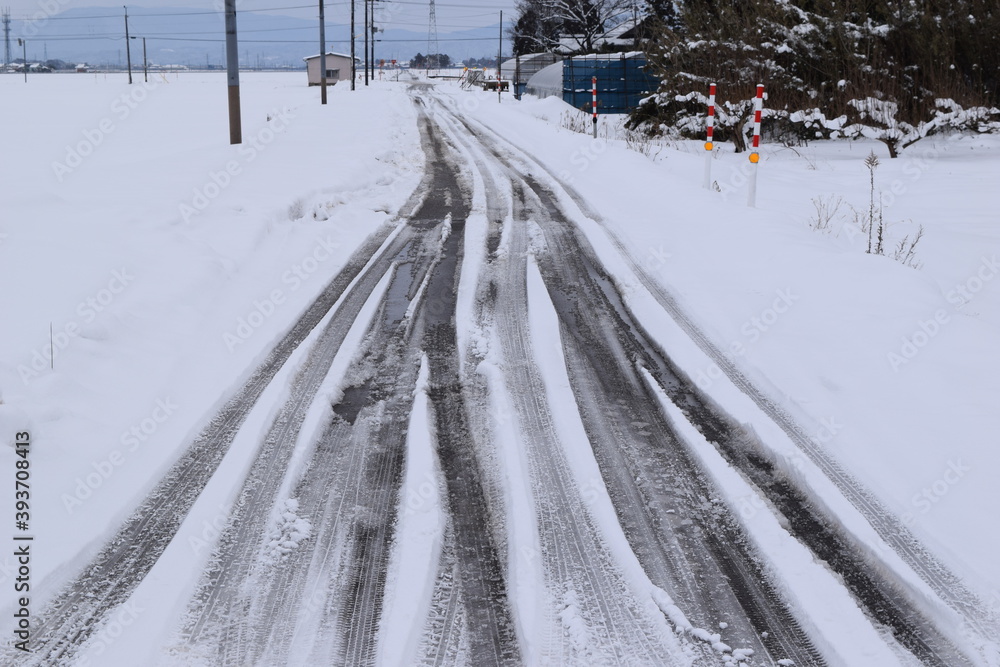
11, 0, 513, 21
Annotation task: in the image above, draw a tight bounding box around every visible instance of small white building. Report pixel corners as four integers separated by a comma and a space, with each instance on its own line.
303, 52, 356, 86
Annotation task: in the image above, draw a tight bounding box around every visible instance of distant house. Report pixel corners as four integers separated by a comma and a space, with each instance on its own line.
554, 16, 658, 55
76, 64, 88, 73
302, 52, 356, 86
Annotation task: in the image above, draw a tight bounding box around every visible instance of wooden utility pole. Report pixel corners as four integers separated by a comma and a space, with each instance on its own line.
124, 6, 132, 84
319, 0, 327, 104
497, 11, 502, 104
370, 11, 375, 80
361, 0, 368, 86
17, 37, 25, 82
224, 0, 242, 144
350, 0, 356, 90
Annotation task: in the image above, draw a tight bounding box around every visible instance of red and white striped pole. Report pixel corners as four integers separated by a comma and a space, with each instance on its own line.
747, 83, 764, 208
703, 82, 716, 189
592, 75, 598, 138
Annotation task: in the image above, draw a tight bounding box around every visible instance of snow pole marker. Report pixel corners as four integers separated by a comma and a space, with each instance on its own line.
592, 75, 598, 139
703, 82, 716, 189
747, 83, 764, 208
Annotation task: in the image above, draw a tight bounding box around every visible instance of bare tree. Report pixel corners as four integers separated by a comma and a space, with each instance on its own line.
510, 0, 560, 55
542, 0, 635, 52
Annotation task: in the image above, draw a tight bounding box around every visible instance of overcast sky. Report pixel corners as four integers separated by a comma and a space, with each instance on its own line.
6, 0, 518, 34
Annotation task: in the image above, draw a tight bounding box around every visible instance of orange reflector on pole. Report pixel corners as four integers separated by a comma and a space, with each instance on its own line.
704, 82, 716, 189
748, 84, 764, 207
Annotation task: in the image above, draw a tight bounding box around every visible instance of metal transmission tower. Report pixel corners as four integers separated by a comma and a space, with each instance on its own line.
427, 0, 438, 71
3, 8, 12, 68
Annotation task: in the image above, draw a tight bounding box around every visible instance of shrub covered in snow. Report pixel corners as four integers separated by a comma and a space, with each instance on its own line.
629, 0, 1000, 156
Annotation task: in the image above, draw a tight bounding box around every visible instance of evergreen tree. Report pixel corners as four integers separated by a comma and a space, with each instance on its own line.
629, 0, 1000, 156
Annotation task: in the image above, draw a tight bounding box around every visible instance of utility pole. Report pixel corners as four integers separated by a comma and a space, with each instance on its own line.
224, 0, 242, 144
142, 36, 147, 82
361, 0, 368, 86
319, 0, 327, 104
124, 6, 132, 84
350, 0, 355, 90
497, 11, 502, 104
16, 37, 24, 82
515, 53, 520, 100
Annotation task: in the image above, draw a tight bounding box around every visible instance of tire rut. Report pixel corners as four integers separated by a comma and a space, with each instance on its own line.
417, 124, 522, 664
15, 216, 402, 666
431, 96, 821, 665
528, 172, 969, 666
173, 101, 522, 666
440, 98, 982, 666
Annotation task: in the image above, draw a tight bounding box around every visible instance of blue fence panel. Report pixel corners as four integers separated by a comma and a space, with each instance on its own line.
562, 55, 658, 114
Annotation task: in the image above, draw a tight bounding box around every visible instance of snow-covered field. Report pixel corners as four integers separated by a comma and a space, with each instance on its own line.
0, 71, 997, 664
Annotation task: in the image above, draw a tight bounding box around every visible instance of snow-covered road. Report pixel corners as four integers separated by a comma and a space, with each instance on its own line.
2, 76, 996, 666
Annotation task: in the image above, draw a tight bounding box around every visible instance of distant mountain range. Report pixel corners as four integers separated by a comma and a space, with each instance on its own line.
8, 7, 502, 69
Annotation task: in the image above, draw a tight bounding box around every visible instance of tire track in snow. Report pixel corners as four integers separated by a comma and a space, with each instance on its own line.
456, 93, 997, 662
445, 101, 974, 666
172, 101, 521, 666
530, 172, 967, 666
417, 133, 523, 664
12, 215, 403, 666
430, 96, 821, 666
433, 97, 688, 663
173, 109, 468, 666
496, 179, 684, 664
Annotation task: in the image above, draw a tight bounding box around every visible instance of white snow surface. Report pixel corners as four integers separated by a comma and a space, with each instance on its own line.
0, 72, 997, 664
